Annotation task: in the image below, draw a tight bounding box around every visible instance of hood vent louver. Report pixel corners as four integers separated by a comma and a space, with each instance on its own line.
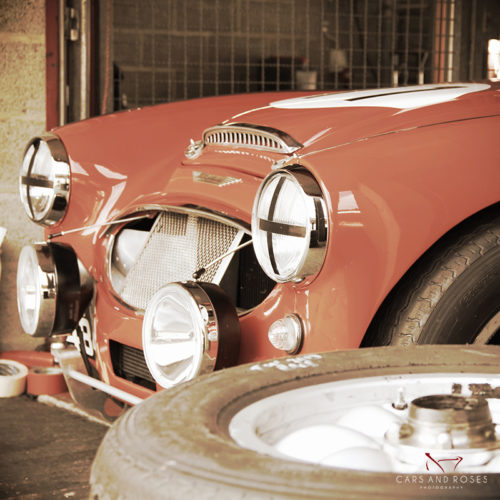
185, 123, 302, 159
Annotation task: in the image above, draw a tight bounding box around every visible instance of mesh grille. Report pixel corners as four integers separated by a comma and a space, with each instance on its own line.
118, 211, 240, 310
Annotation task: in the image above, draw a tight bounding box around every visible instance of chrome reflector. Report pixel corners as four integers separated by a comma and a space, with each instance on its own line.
20, 135, 70, 226
142, 281, 240, 388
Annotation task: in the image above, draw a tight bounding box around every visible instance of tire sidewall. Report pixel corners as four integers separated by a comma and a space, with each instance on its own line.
91, 346, 500, 499
418, 245, 500, 344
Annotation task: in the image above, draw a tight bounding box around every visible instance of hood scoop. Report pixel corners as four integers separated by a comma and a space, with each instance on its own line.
185, 123, 302, 159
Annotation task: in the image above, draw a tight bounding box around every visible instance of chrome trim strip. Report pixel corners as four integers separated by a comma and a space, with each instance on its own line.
104, 205, 251, 237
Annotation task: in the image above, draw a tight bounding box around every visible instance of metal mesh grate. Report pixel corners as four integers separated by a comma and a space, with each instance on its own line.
109, 341, 156, 390
111, 0, 463, 110
119, 211, 240, 310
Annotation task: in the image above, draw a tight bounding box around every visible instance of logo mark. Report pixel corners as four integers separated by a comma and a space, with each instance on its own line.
425, 453, 463, 473
192, 171, 242, 187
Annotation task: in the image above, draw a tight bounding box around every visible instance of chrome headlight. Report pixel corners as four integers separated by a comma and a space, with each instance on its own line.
20, 135, 70, 225
16, 243, 92, 336
252, 166, 328, 282
142, 282, 240, 389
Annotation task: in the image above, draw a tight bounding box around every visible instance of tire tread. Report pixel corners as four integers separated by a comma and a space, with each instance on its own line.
363, 212, 500, 346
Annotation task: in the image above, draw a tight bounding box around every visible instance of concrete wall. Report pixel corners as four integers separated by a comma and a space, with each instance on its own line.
0, 0, 45, 351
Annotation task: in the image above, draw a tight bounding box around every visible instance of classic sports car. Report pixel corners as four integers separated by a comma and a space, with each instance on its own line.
16, 82, 500, 409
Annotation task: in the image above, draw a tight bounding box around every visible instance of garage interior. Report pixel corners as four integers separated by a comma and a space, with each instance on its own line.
62, 0, 500, 122
0, 1, 499, 499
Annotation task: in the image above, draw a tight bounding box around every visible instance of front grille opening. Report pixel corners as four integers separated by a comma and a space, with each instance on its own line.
109, 340, 156, 391
110, 210, 241, 310
220, 234, 276, 311
109, 209, 275, 312
238, 240, 276, 310
125, 216, 156, 232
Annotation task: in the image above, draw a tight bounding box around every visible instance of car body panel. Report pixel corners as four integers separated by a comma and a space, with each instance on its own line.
291, 115, 500, 351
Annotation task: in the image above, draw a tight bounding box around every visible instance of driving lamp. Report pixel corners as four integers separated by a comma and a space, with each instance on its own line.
142, 282, 240, 388
16, 243, 92, 337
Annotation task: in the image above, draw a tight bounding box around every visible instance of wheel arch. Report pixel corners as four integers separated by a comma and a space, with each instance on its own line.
361, 201, 500, 347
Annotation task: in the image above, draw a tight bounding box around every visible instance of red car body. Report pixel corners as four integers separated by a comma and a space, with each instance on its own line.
20, 82, 500, 402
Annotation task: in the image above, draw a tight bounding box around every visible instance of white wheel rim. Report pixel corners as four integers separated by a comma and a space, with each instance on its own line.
474, 310, 500, 345
229, 371, 500, 473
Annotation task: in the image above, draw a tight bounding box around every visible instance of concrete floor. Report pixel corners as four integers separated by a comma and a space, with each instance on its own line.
0, 395, 108, 499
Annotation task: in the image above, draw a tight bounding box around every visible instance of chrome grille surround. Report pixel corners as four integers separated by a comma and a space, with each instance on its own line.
107, 207, 247, 312
185, 123, 302, 158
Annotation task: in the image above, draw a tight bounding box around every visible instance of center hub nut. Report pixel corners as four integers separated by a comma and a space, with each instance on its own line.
385, 394, 499, 467
403, 394, 497, 449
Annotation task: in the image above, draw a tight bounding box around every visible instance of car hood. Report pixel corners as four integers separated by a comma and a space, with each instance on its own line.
57, 83, 497, 183
216, 83, 496, 156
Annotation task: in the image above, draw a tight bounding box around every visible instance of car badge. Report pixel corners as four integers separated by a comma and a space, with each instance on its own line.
192, 171, 242, 187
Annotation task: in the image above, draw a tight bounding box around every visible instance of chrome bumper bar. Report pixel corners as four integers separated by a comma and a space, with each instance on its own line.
66, 368, 144, 406
52, 345, 145, 420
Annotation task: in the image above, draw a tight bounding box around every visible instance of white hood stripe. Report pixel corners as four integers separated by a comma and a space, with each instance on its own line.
270, 83, 490, 110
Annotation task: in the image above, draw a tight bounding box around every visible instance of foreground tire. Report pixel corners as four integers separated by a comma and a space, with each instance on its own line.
363, 211, 500, 346
90, 346, 500, 499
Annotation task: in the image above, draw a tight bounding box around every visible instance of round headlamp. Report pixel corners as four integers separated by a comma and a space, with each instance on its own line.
20, 135, 70, 225
252, 166, 328, 282
16, 243, 91, 337
142, 282, 240, 389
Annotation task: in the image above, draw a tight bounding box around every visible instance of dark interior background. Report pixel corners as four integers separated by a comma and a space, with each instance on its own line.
100, 0, 500, 111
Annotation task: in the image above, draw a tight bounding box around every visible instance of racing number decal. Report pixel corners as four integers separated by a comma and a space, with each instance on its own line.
67, 316, 95, 358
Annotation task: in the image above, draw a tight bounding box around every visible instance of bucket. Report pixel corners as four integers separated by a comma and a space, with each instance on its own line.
296, 70, 317, 90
